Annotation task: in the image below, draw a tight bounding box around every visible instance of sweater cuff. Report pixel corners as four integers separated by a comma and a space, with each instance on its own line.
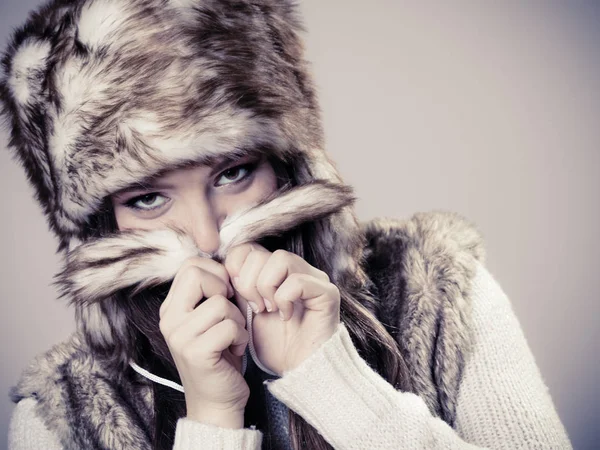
265, 322, 408, 447
174, 418, 262, 449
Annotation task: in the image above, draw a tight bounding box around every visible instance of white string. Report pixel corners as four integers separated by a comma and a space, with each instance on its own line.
241, 303, 250, 376
246, 303, 278, 376
128, 302, 277, 394
129, 361, 185, 393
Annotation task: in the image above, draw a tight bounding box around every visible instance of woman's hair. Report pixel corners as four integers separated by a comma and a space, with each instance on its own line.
82, 155, 412, 450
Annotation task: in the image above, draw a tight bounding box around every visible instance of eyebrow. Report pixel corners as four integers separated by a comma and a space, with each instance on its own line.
113, 148, 264, 196
112, 181, 176, 196
207, 151, 259, 177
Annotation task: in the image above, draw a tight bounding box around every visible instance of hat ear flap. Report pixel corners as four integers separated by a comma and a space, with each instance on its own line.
4, 38, 51, 107
75, 298, 131, 367
1, 37, 67, 243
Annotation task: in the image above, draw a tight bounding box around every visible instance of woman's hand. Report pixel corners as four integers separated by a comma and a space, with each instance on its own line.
159, 256, 249, 429
224, 243, 341, 375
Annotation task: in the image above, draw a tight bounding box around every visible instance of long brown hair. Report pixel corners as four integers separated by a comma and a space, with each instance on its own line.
82, 156, 413, 449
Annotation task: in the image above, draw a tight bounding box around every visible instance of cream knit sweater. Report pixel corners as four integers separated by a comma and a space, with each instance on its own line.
8, 260, 572, 449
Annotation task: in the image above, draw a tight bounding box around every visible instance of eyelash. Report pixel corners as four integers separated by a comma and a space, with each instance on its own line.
216, 162, 257, 187
124, 193, 168, 211
123, 161, 258, 211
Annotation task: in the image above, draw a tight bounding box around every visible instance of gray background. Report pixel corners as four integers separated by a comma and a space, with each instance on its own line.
1, 1, 599, 449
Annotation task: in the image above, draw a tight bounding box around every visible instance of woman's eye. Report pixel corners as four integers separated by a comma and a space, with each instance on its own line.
215, 163, 255, 186
126, 193, 169, 211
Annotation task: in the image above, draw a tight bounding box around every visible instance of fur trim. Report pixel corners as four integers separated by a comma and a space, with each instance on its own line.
9, 333, 154, 449
362, 210, 485, 426
56, 181, 354, 306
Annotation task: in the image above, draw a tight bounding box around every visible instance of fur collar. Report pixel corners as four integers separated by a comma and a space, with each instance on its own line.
10, 209, 485, 448
362, 210, 485, 426
10, 333, 154, 450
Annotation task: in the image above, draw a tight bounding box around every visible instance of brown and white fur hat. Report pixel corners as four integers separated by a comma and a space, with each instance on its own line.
1, 0, 363, 353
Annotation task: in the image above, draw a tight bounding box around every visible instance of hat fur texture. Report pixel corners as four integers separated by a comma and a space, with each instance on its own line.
0, 0, 352, 249
1, 0, 365, 358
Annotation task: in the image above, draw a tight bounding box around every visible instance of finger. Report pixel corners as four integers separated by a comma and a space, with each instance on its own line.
199, 319, 250, 359
274, 273, 340, 321
255, 249, 326, 311
179, 294, 246, 334
255, 251, 290, 309
236, 248, 272, 312
224, 242, 269, 312
164, 295, 246, 352
271, 249, 330, 281
176, 256, 235, 298
160, 257, 233, 319
224, 242, 267, 281
159, 266, 230, 335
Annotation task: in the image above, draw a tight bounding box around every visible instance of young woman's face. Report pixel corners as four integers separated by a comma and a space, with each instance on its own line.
111, 156, 278, 254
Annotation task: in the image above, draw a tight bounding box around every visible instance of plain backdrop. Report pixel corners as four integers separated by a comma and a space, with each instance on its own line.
1, 1, 599, 449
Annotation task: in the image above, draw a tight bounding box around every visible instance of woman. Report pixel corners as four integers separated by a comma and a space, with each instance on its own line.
2, 0, 572, 449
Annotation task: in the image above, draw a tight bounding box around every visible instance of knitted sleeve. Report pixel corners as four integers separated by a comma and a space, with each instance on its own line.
266, 260, 573, 449
173, 418, 262, 449
8, 398, 63, 450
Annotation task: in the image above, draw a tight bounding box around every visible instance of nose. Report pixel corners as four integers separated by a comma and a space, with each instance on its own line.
188, 201, 221, 255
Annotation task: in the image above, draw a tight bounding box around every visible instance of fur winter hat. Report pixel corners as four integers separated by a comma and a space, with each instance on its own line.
0, 0, 362, 260
1, 0, 363, 348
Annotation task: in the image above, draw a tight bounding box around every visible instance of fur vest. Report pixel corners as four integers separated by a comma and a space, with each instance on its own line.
10, 210, 485, 450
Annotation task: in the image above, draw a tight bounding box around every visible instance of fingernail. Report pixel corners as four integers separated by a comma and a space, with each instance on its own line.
248, 302, 259, 314
264, 298, 273, 312
279, 310, 285, 321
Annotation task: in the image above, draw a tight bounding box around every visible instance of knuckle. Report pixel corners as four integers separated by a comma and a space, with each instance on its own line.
272, 248, 290, 260
223, 252, 236, 272
209, 294, 231, 313
222, 318, 238, 331
222, 318, 242, 337
317, 268, 330, 282
158, 318, 171, 337
214, 264, 230, 283
245, 249, 266, 266
183, 256, 228, 279
224, 245, 246, 269
180, 256, 201, 271
331, 282, 340, 295
288, 272, 304, 283
241, 242, 258, 252
211, 279, 229, 297
179, 263, 204, 282
158, 301, 167, 319
328, 283, 341, 301
168, 330, 186, 351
